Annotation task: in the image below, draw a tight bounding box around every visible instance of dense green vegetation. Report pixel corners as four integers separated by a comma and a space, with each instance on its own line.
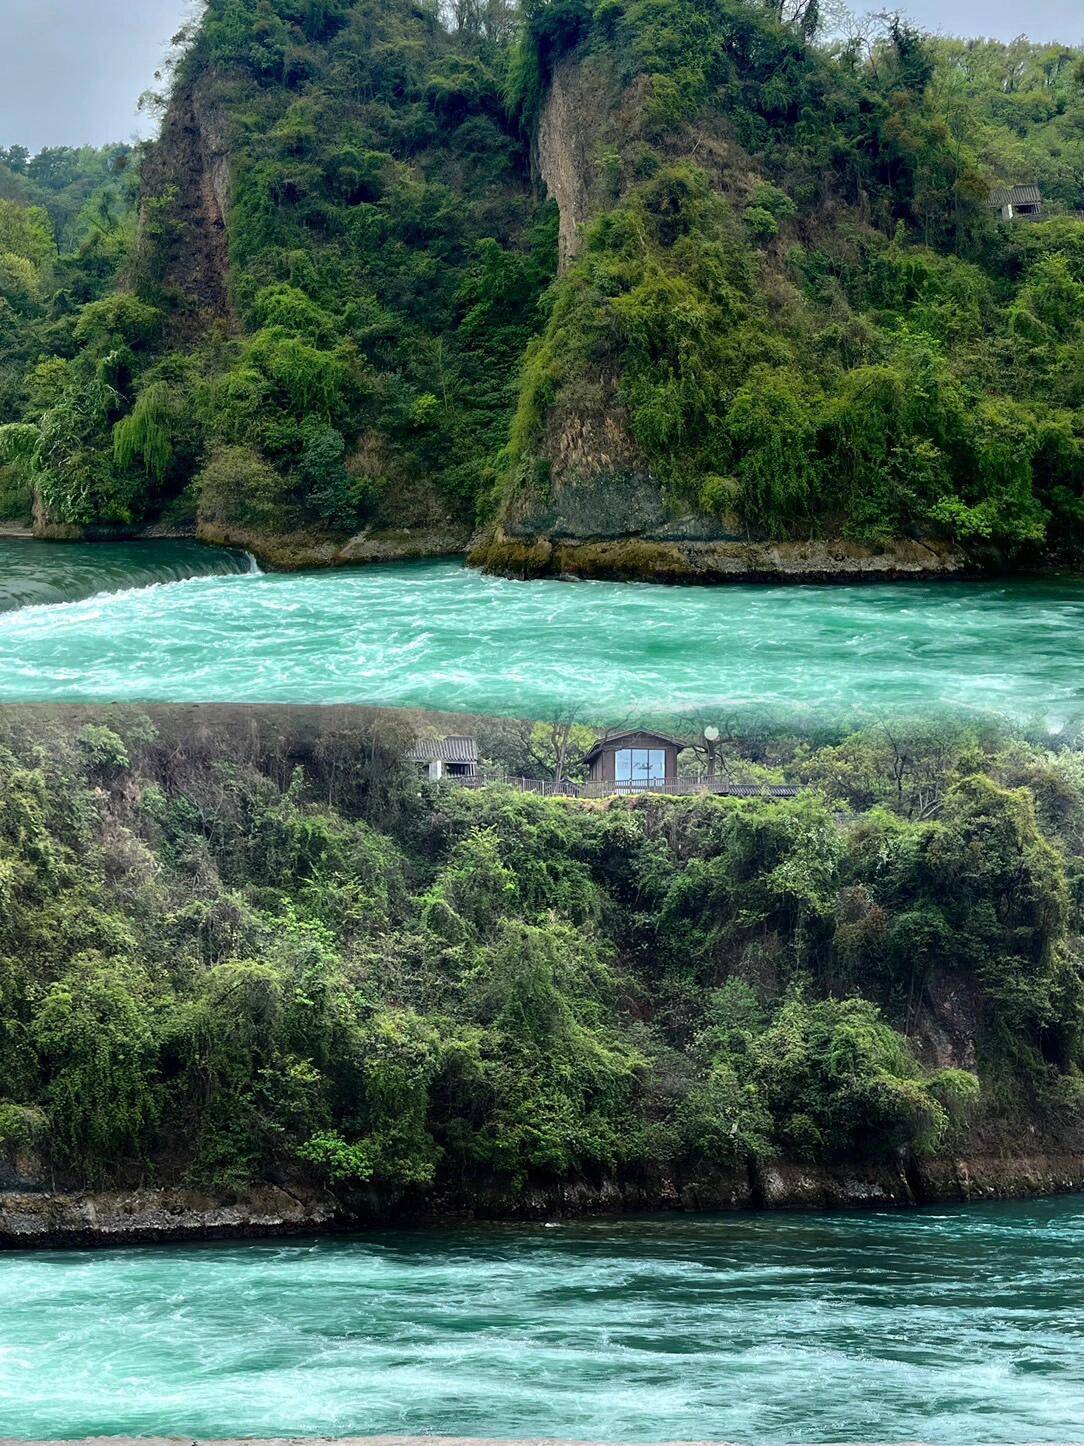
0, 146, 137, 521
926, 36, 1084, 215
0, 146, 135, 251
2, 0, 556, 539
0, 0, 1081, 564
0, 708, 1081, 1200
499, 2, 1084, 554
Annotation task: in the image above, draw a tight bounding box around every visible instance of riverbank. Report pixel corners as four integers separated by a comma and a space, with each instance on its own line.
469, 531, 979, 585
204, 525, 993, 585
5, 1154, 1084, 1250
5, 513, 1031, 584
17, 506, 1084, 588
14, 515, 472, 571
197, 521, 471, 571
2, 709, 1082, 1262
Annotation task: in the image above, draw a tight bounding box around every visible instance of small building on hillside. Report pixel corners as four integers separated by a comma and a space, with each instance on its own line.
989, 184, 1043, 221
584, 730, 689, 791
407, 734, 479, 782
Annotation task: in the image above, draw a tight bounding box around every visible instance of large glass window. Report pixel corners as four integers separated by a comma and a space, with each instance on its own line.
615, 748, 666, 789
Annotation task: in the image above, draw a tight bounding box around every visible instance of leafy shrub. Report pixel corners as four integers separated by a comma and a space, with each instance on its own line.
196, 444, 289, 530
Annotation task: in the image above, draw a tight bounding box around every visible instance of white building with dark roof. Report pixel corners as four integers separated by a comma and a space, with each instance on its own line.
989, 184, 1043, 221
406, 734, 479, 782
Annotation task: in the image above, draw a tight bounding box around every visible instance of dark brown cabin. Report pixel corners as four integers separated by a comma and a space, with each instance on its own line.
584, 730, 688, 792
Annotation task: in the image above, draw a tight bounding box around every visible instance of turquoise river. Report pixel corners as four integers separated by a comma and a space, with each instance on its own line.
1, 540, 1084, 727
1, 1201, 1083, 1442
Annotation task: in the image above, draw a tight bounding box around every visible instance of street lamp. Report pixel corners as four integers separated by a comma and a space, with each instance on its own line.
704, 725, 720, 781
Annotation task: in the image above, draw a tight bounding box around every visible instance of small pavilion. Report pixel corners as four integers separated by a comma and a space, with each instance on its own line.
406, 734, 479, 782
989, 184, 1042, 221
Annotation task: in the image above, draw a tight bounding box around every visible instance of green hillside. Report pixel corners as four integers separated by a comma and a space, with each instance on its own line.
0, 0, 1082, 575
1, 707, 1082, 1203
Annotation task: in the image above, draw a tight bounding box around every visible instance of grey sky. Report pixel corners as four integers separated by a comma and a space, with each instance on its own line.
876, 0, 1083, 45
0, 0, 196, 151
0, 0, 1081, 153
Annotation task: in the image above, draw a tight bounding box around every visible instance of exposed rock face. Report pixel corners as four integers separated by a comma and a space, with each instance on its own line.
471, 530, 970, 584
0, 1185, 336, 1248
537, 55, 605, 269
915, 1154, 1084, 1201
5, 1155, 1084, 1248
0, 1148, 47, 1194
136, 72, 234, 329
30, 491, 80, 540
196, 520, 470, 571
913, 970, 981, 1072
754, 1160, 915, 1209
334, 527, 472, 565
536, 52, 651, 270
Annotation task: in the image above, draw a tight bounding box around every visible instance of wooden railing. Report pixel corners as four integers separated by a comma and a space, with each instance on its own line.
445, 773, 798, 800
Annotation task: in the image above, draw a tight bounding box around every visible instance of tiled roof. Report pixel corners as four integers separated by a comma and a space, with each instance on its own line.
406, 734, 479, 763
990, 184, 1042, 207
716, 784, 799, 797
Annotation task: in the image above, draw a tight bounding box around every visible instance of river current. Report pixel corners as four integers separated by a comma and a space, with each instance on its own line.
1, 1201, 1082, 1441
0, 538, 255, 612
1, 542, 1084, 727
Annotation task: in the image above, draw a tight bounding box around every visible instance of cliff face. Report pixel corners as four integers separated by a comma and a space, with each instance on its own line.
470, 0, 1080, 584
53, 0, 556, 554
488, 42, 924, 583
477, 46, 973, 585
536, 53, 627, 270
135, 70, 234, 330
510, 50, 691, 568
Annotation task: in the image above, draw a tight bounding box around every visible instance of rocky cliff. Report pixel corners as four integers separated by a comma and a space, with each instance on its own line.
135, 71, 234, 332
470, 0, 1084, 582
475, 36, 979, 584
11, 0, 1079, 575
480, 45, 729, 580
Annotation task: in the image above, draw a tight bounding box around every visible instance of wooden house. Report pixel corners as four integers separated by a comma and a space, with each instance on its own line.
584, 729, 689, 791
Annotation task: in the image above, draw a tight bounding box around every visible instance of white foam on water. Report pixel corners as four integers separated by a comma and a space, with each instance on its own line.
0, 557, 1082, 726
